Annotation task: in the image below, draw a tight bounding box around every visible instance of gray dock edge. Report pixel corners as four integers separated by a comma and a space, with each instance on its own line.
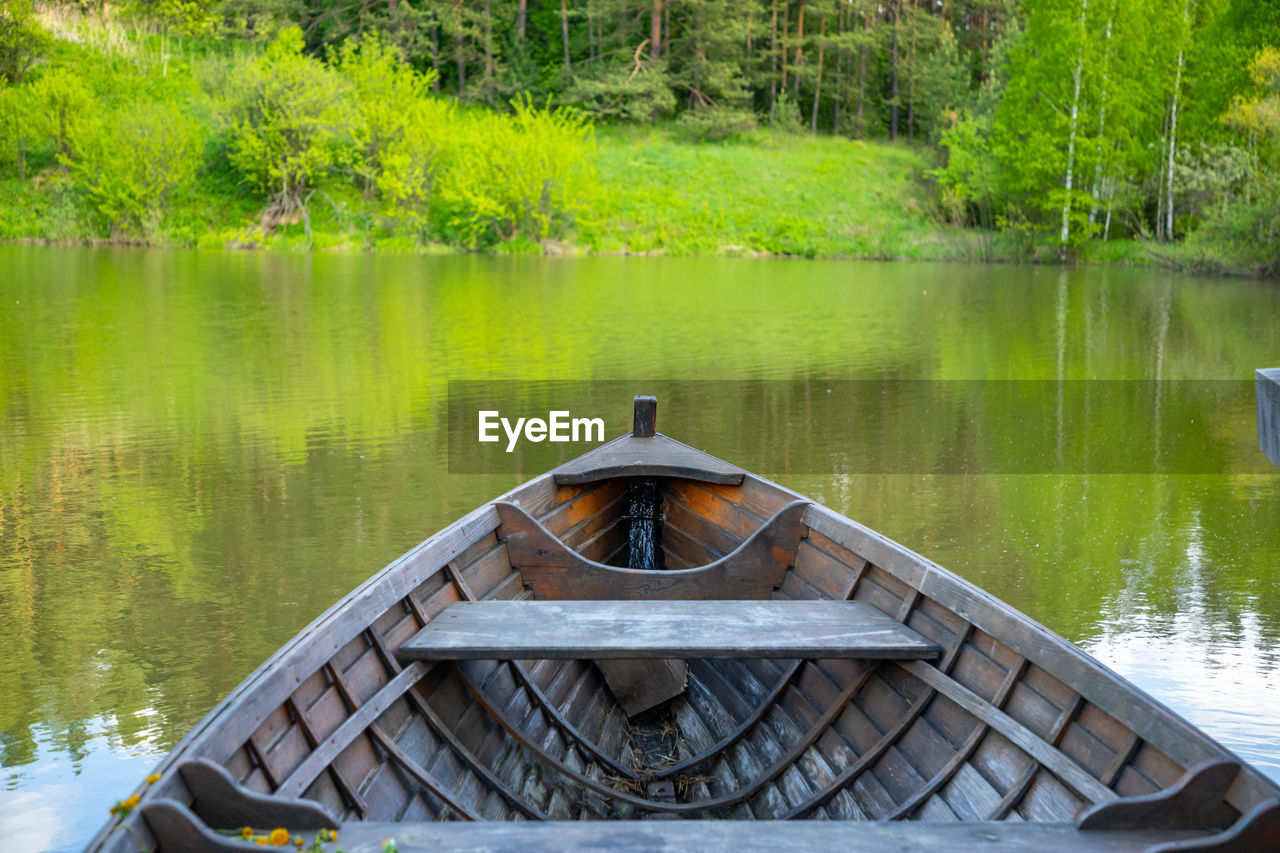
1258, 368, 1280, 467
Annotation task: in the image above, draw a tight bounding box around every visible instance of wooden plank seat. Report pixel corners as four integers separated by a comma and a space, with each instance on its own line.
141, 799, 1218, 853
395, 600, 943, 661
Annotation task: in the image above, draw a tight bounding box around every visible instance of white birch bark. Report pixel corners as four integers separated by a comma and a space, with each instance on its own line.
1089, 0, 1116, 226
1165, 0, 1190, 242
1061, 0, 1089, 247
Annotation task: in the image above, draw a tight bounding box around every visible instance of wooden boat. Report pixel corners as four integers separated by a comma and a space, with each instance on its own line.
89, 397, 1280, 852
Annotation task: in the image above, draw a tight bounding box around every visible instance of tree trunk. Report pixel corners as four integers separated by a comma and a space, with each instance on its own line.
1156, 104, 1169, 241
456, 38, 467, 95
587, 2, 596, 62
856, 1, 871, 137
1165, 0, 1190, 242
1060, 0, 1088, 250
1089, 0, 1116, 225
907, 0, 917, 139
651, 0, 663, 62
518, 0, 527, 40
769, 0, 779, 120
561, 0, 572, 68
483, 0, 494, 104
429, 13, 441, 90
780, 2, 789, 93
794, 1, 806, 103
889, 1, 900, 141
811, 17, 826, 132
832, 5, 844, 133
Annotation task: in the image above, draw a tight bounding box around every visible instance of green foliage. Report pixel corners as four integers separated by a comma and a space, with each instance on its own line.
0, 85, 36, 179
437, 96, 596, 246
334, 32, 439, 197
0, 0, 50, 84
1223, 46, 1280, 147
933, 115, 998, 228
770, 92, 803, 133
375, 97, 457, 234
1172, 141, 1255, 223
915, 26, 971, 144
65, 101, 202, 236
124, 0, 216, 37
562, 62, 676, 123
225, 27, 350, 213
31, 68, 93, 162
676, 106, 757, 142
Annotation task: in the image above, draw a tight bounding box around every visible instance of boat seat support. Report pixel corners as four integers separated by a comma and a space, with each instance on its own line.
1077, 760, 1239, 832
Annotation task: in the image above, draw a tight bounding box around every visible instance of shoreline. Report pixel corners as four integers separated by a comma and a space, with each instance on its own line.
0, 233, 1209, 278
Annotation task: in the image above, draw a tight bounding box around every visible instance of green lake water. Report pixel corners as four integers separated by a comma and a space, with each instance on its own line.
1, 246, 1278, 851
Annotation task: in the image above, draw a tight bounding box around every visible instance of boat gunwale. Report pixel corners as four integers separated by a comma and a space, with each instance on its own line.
775, 481, 1276, 814
86, 470, 556, 852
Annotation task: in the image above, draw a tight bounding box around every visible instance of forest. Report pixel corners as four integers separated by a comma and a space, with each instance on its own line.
0, 0, 1277, 272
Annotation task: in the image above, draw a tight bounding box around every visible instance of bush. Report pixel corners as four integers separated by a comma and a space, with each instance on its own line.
675, 106, 757, 142
225, 27, 350, 218
1178, 193, 1280, 277
0, 0, 51, 84
335, 32, 439, 198
562, 62, 676, 123
31, 68, 93, 164
0, 85, 36, 179
437, 96, 596, 246
66, 101, 202, 237
376, 97, 456, 235
770, 92, 803, 132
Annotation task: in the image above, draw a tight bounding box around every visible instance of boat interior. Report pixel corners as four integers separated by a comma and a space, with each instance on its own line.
95, 408, 1280, 852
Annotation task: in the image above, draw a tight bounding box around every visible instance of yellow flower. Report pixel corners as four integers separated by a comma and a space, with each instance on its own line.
241, 827, 255, 839
254, 838, 270, 846
146, 772, 162, 784
121, 795, 141, 810
268, 828, 289, 846
108, 805, 118, 816
293, 838, 304, 848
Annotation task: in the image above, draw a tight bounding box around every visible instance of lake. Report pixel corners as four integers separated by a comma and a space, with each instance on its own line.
1, 246, 1278, 852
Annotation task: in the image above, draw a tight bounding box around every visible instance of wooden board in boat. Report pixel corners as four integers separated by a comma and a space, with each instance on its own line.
397, 600, 943, 660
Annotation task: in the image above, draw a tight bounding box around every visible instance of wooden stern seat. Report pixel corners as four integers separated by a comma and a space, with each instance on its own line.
395, 600, 943, 661
138, 757, 1280, 852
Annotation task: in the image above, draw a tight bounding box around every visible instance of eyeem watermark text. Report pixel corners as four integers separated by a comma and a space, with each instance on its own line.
478, 410, 605, 452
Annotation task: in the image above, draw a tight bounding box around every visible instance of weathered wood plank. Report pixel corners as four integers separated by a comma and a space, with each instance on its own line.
398, 600, 942, 661
594, 658, 688, 717
1077, 760, 1239, 831
1257, 368, 1280, 467
276, 663, 429, 800
632, 395, 657, 437
137, 803, 1219, 853
794, 501, 1278, 810
501, 500, 808, 601
900, 661, 1116, 805
552, 433, 746, 485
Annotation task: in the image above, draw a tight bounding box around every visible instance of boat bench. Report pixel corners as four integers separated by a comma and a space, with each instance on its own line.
395, 600, 942, 661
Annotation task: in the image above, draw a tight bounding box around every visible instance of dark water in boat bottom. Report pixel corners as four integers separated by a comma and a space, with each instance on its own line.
0, 248, 1277, 851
